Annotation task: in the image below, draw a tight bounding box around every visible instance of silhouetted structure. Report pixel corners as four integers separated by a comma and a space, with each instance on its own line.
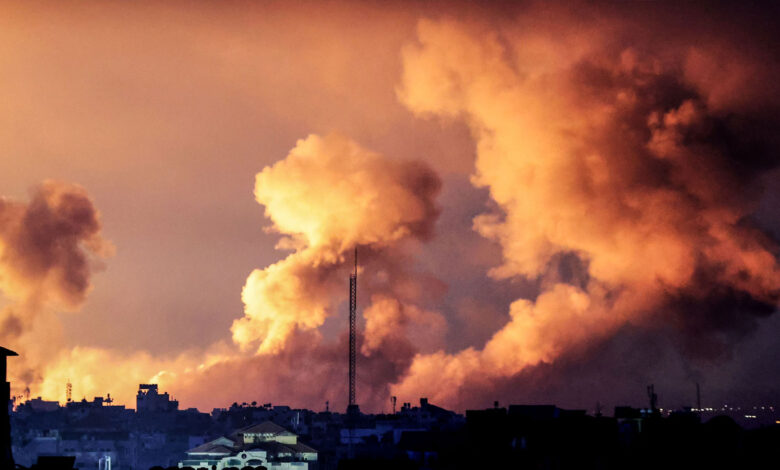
1, 346, 18, 470
647, 384, 658, 413
346, 248, 359, 416
137, 384, 178, 413
10, 386, 779, 470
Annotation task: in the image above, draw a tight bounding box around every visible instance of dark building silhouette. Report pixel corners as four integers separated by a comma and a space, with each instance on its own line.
5, 367, 778, 470
4, 347, 78, 470
137, 384, 178, 413
2, 346, 18, 469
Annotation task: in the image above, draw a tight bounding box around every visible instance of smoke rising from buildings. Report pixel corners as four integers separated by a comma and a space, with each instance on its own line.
33, 134, 446, 410
390, 14, 780, 407
233, 133, 442, 354
0, 181, 112, 388
4, 2, 779, 412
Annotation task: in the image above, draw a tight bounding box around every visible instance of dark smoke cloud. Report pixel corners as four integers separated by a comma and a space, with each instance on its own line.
392, 5, 780, 408
0, 180, 111, 389
0, 180, 110, 308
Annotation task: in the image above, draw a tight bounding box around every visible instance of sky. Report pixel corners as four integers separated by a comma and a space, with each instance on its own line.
0, 0, 779, 414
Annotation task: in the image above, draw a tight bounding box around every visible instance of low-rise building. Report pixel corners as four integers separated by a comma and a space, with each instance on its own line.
137, 384, 179, 413
179, 421, 317, 470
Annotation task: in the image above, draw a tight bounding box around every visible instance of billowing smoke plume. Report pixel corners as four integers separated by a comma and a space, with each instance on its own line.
0, 181, 111, 388
233, 133, 442, 354
390, 15, 780, 408
14, 5, 780, 412
94, 133, 446, 411
222, 133, 444, 409
33, 133, 444, 410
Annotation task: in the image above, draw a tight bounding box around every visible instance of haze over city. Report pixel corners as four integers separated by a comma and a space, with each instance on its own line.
1, 0, 779, 421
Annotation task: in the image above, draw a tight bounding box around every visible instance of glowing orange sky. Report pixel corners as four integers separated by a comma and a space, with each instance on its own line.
1, 1, 779, 412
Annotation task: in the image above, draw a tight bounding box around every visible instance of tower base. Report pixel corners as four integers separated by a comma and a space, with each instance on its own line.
346, 404, 361, 417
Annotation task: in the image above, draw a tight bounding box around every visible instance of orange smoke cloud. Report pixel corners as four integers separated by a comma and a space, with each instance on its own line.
0, 181, 112, 390
34, 344, 237, 406
233, 133, 441, 354
29, 133, 444, 410
167, 134, 443, 410
0, 182, 209, 406
391, 17, 780, 407
0, 181, 111, 307
12, 6, 780, 413
361, 294, 446, 356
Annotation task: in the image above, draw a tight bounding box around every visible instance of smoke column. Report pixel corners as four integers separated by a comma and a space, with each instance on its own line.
33, 134, 446, 410
390, 13, 780, 408
0, 181, 112, 390
9, 3, 780, 412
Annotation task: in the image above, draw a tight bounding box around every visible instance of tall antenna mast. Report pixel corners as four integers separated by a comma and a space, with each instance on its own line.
347, 247, 358, 413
